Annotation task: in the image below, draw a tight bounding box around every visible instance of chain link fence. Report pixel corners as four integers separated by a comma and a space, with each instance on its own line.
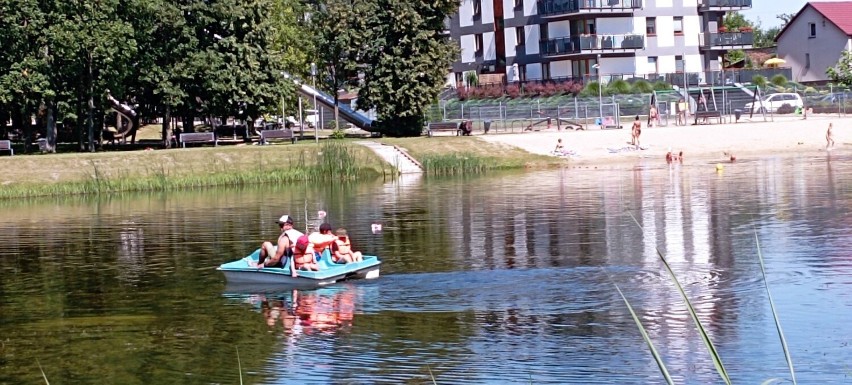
426, 82, 851, 133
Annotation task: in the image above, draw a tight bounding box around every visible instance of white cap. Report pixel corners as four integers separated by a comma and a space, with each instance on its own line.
277, 215, 293, 224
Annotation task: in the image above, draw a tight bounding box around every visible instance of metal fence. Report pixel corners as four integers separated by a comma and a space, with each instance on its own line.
427, 83, 851, 132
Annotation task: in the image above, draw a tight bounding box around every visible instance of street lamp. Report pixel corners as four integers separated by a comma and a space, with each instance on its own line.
310, 62, 318, 144
592, 56, 603, 126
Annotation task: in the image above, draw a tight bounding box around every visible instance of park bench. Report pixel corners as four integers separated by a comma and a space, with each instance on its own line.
426, 121, 460, 137
179, 132, 217, 148
0, 140, 12, 156
693, 110, 723, 125
259, 128, 297, 144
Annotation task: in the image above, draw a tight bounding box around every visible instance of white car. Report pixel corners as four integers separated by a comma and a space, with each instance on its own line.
744, 93, 803, 114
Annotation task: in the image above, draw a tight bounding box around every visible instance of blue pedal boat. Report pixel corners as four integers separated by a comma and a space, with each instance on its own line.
218, 249, 381, 287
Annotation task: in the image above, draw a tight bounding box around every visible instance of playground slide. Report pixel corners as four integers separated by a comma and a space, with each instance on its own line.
286, 74, 374, 130
733, 83, 755, 98
106, 92, 139, 140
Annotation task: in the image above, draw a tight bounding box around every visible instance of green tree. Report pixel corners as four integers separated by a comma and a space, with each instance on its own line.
826, 50, 852, 86
357, 0, 459, 136
723, 12, 752, 31
313, 0, 367, 130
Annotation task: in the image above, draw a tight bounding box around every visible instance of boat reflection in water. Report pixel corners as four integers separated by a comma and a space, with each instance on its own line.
225, 284, 366, 336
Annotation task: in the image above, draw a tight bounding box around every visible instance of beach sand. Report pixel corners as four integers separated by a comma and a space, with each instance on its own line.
478, 114, 849, 167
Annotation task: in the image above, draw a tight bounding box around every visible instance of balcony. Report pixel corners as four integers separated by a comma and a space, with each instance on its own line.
538, 0, 643, 17
699, 0, 751, 11
540, 34, 644, 57
699, 32, 754, 49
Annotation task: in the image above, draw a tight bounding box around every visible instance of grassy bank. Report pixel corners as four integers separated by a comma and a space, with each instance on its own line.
0, 142, 391, 199
379, 136, 562, 175
0, 136, 563, 199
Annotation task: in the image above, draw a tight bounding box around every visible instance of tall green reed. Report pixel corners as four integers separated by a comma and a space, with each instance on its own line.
613, 282, 674, 384
626, 211, 731, 384
755, 230, 797, 384
420, 154, 492, 176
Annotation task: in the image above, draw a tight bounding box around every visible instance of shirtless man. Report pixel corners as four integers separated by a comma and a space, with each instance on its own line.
255, 215, 302, 269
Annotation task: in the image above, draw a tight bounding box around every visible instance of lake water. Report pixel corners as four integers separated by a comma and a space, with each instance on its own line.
1, 153, 851, 384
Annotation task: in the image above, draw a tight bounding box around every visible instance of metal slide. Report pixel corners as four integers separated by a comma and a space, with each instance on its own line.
286, 74, 374, 130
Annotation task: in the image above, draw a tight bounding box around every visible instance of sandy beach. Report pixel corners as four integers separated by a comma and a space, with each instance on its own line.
479, 114, 849, 166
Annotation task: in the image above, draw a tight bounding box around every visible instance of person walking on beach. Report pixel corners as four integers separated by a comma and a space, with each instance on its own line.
648, 104, 659, 127
631, 115, 642, 148
826, 123, 835, 150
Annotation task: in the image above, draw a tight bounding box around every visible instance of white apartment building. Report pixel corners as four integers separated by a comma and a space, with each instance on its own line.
447, 0, 753, 85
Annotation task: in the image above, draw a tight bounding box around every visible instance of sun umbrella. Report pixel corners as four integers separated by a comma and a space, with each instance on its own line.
764, 57, 786, 66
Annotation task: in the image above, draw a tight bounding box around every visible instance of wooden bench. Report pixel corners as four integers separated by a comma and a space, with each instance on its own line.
426, 121, 460, 137
694, 110, 723, 124
179, 132, 217, 148
259, 129, 297, 144
0, 140, 12, 156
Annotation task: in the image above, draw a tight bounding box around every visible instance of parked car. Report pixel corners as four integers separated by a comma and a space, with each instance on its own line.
819, 92, 852, 104
744, 93, 803, 114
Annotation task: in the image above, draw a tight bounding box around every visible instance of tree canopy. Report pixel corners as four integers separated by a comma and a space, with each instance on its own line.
827, 50, 852, 87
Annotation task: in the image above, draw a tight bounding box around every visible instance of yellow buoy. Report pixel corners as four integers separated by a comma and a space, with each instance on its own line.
716, 164, 724, 171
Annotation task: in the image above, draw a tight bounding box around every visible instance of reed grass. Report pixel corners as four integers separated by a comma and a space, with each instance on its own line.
754, 230, 797, 384
37, 359, 49, 384
613, 282, 674, 384
0, 142, 385, 199
626, 211, 731, 385
236, 346, 243, 385
420, 154, 492, 175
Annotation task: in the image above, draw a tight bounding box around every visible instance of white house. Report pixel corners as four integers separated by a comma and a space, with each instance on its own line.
775, 1, 852, 83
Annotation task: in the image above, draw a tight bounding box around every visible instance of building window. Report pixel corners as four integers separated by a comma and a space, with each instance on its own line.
806, 53, 810, 68
646, 17, 656, 35
475, 34, 483, 56
516, 27, 525, 46
648, 56, 658, 73
474, 0, 482, 18
675, 55, 684, 72
673, 17, 684, 35
809, 23, 816, 37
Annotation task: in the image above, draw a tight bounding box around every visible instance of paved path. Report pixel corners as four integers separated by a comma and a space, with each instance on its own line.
355, 141, 423, 174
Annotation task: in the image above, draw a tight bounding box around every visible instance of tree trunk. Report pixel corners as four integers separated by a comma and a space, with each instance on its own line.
162, 105, 172, 148
182, 115, 194, 134
0, 107, 7, 140
76, 101, 85, 151
11, 108, 26, 153
245, 117, 254, 143
46, 101, 56, 153
86, 95, 94, 152
334, 90, 340, 131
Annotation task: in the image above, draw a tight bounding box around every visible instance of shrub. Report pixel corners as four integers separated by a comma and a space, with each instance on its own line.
653, 81, 672, 91
525, 82, 544, 96
804, 86, 817, 94
456, 87, 469, 101
631, 79, 654, 94
562, 81, 584, 96
582, 81, 604, 97
771, 74, 788, 87
465, 71, 479, 87
777, 103, 795, 114
542, 82, 561, 97
752, 74, 767, 88
505, 83, 521, 98
330, 128, 346, 139
607, 79, 632, 94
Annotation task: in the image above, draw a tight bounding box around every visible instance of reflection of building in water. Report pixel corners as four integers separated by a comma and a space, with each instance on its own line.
116, 222, 146, 284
